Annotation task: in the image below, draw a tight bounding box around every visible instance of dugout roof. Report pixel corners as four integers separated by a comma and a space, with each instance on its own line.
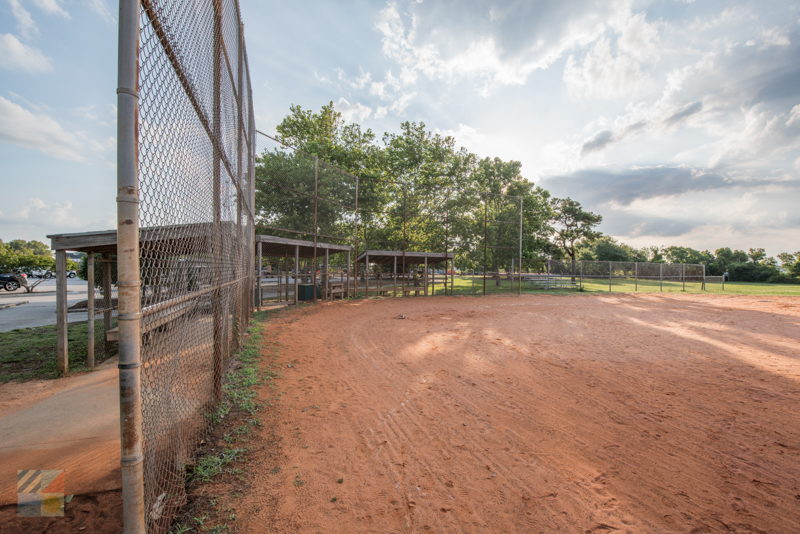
257, 234, 352, 259
356, 250, 454, 266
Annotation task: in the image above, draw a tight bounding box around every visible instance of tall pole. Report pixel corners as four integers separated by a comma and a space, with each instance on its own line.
353, 175, 359, 299
117, 0, 145, 530
518, 196, 523, 296
312, 156, 318, 302
482, 197, 487, 296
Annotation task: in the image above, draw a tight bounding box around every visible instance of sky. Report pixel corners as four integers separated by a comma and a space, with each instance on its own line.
0, 0, 798, 256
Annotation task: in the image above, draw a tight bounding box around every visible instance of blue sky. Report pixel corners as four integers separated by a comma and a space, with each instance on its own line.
1, 0, 798, 256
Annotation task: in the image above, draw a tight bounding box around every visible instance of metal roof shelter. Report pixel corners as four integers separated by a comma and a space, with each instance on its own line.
48, 228, 122, 376
256, 234, 351, 258
255, 234, 353, 308
355, 250, 456, 298
356, 250, 454, 265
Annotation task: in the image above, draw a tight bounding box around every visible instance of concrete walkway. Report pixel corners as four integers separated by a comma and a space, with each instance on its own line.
0, 360, 120, 505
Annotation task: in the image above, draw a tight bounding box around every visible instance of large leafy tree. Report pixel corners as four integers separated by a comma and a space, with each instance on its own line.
549, 197, 602, 274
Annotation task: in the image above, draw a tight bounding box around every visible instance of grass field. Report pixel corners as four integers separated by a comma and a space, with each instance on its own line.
438, 275, 800, 296
0, 319, 116, 382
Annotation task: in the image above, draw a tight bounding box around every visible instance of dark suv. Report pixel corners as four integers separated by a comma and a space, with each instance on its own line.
0, 273, 28, 291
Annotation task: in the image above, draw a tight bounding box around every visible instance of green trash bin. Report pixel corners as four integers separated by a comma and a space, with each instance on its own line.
298, 284, 319, 301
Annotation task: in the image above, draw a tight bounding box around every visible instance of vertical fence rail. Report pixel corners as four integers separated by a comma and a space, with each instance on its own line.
117, 0, 145, 532
117, 0, 254, 531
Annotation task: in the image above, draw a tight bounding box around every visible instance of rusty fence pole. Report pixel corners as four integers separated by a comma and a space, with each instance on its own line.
117, 0, 145, 531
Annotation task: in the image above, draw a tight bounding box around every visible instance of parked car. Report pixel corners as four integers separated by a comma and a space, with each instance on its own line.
29, 268, 54, 279
1, 272, 28, 291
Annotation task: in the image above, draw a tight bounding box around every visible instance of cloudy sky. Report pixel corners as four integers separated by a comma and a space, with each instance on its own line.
1, 0, 798, 256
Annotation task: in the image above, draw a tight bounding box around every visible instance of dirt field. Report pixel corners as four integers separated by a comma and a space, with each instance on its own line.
234, 294, 800, 534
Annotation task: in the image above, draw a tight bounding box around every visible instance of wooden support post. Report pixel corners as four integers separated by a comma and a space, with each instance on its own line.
294, 245, 299, 305
324, 248, 329, 300
346, 251, 351, 298
424, 256, 428, 296
87, 253, 95, 368
451, 257, 454, 296
365, 252, 369, 298
432, 263, 435, 295
393, 255, 397, 297
56, 249, 68, 376
257, 241, 262, 310
103, 254, 112, 357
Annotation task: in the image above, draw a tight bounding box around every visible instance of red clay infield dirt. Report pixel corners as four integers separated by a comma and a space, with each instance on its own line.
234, 293, 800, 534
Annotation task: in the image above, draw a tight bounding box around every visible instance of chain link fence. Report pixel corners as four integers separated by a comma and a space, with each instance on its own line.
117, 0, 254, 531
546, 260, 710, 292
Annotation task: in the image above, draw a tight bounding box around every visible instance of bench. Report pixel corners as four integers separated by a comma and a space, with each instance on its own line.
106, 300, 195, 342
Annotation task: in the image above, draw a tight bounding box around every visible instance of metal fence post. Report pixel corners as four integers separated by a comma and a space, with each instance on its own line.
211, 0, 224, 402
608, 260, 612, 292
682, 263, 686, 292
117, 0, 145, 531
634, 261, 638, 292
482, 197, 487, 296
518, 195, 523, 296
312, 156, 318, 302
660, 263, 663, 292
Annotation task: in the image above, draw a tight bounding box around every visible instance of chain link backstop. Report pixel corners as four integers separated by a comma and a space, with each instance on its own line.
117, 0, 255, 531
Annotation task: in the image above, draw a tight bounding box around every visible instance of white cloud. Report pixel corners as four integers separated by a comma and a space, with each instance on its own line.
14, 197, 80, 228
8, 0, 37, 39
0, 33, 52, 72
563, 37, 649, 99
335, 97, 372, 123
373, 0, 630, 96
0, 96, 85, 161
759, 27, 790, 49
786, 104, 800, 127
32, 0, 70, 19
85, 0, 114, 24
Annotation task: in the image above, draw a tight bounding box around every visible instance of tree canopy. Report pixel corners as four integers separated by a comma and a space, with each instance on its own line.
254, 102, 799, 282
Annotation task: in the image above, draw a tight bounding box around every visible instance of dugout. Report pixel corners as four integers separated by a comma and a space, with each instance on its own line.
255, 234, 353, 306
356, 250, 455, 297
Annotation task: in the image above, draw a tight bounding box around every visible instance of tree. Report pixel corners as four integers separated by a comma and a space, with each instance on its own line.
549, 197, 602, 275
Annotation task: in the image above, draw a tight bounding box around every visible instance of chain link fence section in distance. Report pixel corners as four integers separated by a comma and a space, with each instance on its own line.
544, 260, 710, 292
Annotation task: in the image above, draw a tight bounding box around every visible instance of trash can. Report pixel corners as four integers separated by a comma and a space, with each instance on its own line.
298, 284, 319, 301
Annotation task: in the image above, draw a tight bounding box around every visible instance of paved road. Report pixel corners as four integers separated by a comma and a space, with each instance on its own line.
0, 279, 115, 333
